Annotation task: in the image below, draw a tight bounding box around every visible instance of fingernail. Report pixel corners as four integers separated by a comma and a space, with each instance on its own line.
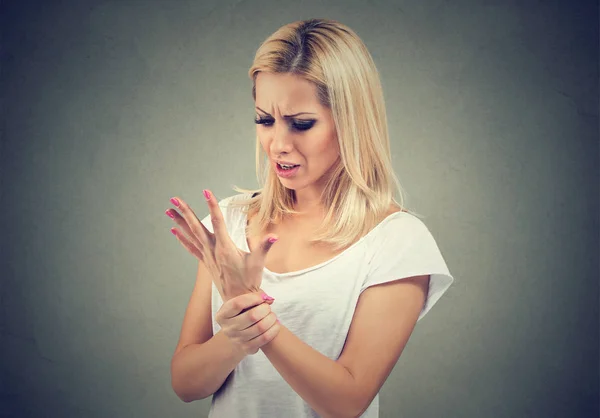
170, 228, 177, 235
170, 197, 180, 207
262, 293, 274, 301
165, 209, 175, 219
277, 319, 281, 324
203, 190, 210, 201
268, 237, 278, 244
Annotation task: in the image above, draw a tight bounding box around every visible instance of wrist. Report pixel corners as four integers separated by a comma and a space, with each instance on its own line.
226, 337, 248, 362
223, 286, 263, 302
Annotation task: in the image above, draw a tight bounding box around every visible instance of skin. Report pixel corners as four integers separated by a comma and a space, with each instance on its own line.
167, 191, 430, 415
254, 72, 340, 217
167, 72, 431, 415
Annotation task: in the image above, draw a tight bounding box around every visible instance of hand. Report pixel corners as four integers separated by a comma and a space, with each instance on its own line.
166, 190, 278, 301
216, 292, 281, 356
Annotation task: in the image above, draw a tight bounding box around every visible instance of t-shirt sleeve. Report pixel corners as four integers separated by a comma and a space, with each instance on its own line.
361, 216, 454, 322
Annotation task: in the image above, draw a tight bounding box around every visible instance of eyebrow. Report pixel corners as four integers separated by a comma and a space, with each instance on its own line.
255, 106, 316, 118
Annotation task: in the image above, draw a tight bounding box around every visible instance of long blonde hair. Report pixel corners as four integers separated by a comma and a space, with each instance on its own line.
231, 18, 422, 251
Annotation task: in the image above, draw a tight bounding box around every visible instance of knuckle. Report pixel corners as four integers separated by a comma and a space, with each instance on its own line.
248, 311, 259, 323
233, 300, 244, 312
190, 223, 203, 237
260, 332, 271, 345
256, 321, 267, 334
261, 303, 271, 314
261, 304, 271, 316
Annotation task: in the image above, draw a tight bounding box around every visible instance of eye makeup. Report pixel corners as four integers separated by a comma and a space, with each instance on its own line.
254, 116, 316, 132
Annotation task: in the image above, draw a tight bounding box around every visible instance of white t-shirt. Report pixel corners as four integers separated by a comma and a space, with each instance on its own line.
200, 192, 454, 418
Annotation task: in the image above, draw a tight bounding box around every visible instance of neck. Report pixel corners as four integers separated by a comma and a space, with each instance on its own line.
292, 188, 326, 219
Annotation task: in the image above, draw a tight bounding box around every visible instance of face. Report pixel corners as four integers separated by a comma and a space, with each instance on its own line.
254, 72, 340, 195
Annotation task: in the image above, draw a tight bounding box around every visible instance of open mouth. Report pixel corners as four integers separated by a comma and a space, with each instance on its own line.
277, 163, 300, 170
275, 162, 301, 177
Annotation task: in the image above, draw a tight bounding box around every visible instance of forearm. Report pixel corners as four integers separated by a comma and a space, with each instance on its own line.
171, 329, 246, 402
261, 325, 362, 418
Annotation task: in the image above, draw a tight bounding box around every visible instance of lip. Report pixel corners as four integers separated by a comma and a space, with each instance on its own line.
276, 160, 301, 166
274, 161, 301, 178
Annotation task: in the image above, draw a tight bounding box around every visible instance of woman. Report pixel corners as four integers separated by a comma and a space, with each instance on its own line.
166, 18, 454, 418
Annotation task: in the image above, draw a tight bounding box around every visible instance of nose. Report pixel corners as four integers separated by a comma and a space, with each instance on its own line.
269, 122, 294, 155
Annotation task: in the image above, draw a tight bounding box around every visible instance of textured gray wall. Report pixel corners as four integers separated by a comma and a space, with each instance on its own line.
1, 1, 598, 417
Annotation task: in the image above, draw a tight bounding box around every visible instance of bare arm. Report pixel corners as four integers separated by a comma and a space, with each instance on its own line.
171, 329, 246, 401
167, 193, 279, 403
261, 275, 430, 418
170, 260, 247, 402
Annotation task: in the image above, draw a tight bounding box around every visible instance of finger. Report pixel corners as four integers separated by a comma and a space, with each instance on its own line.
166, 209, 203, 250
237, 302, 271, 329
261, 235, 279, 254
203, 189, 232, 244
239, 298, 273, 315
222, 292, 273, 319
243, 316, 281, 351
245, 235, 278, 277
238, 311, 278, 342
170, 196, 212, 244
170, 227, 203, 260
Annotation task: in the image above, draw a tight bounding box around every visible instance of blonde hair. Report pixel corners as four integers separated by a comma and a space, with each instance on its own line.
231, 18, 422, 251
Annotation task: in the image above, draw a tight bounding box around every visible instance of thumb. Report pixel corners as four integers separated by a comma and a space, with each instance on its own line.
262, 235, 278, 254
246, 235, 278, 278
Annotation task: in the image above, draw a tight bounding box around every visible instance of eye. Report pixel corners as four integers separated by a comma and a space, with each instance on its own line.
254, 116, 274, 126
292, 120, 316, 131
254, 116, 316, 132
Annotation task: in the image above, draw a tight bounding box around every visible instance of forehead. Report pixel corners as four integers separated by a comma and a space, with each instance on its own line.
255, 72, 320, 110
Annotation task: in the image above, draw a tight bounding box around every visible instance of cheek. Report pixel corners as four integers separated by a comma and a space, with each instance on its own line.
311, 129, 338, 157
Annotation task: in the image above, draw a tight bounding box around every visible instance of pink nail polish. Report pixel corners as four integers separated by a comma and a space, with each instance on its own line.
171, 228, 177, 235
165, 210, 175, 218
170, 197, 180, 207
203, 190, 210, 200
268, 237, 278, 244
262, 293, 274, 301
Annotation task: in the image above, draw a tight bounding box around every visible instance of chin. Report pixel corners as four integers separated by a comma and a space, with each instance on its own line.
279, 180, 299, 191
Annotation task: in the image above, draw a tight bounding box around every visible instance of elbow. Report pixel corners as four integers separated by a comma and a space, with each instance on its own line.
174, 391, 195, 404
171, 378, 211, 403
322, 389, 370, 418
170, 358, 211, 403
339, 379, 374, 418
171, 377, 197, 403
337, 401, 370, 418
322, 404, 367, 418
346, 391, 376, 418
341, 403, 369, 418
178, 393, 208, 404
334, 370, 371, 418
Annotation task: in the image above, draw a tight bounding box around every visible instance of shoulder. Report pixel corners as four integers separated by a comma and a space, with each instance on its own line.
365, 208, 433, 260
380, 206, 429, 238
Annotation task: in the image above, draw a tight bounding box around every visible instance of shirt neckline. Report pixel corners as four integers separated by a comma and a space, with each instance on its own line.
241, 205, 408, 277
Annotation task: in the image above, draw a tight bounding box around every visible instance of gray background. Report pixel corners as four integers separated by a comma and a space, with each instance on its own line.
1, 0, 598, 417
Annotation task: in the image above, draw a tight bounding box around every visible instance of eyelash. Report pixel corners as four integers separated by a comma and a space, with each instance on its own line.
254, 117, 315, 132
